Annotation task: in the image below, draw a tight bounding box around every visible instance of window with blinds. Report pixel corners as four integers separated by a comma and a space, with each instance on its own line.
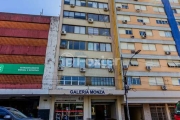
139, 30, 152, 36
123, 59, 138, 66
163, 45, 176, 52
137, 17, 150, 23
134, 5, 147, 10
116, 3, 128, 9
117, 15, 130, 21
146, 59, 160, 67
119, 28, 132, 35
142, 44, 156, 51
171, 78, 180, 85
167, 60, 180, 67
149, 77, 164, 85
169, 0, 179, 3
153, 7, 165, 13
149, 104, 167, 120
120, 43, 135, 50
159, 31, 172, 37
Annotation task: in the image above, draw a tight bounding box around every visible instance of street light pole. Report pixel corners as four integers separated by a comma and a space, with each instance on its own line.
122, 50, 141, 120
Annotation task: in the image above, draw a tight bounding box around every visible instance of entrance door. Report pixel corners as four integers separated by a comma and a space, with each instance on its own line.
95, 105, 105, 120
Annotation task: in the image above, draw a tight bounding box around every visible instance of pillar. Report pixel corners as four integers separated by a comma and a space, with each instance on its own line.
116, 96, 123, 120
143, 104, 152, 120
84, 96, 91, 120
165, 104, 171, 120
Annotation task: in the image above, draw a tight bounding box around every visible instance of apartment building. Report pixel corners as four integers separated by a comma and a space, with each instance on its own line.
38, 0, 128, 120
113, 0, 180, 120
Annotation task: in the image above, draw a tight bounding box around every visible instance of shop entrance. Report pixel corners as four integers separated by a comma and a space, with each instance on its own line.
124, 105, 144, 120
91, 100, 116, 120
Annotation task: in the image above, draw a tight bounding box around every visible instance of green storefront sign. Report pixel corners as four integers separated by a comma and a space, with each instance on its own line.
0, 64, 44, 75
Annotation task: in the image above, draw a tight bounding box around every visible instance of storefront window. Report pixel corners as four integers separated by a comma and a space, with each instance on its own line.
55, 103, 83, 120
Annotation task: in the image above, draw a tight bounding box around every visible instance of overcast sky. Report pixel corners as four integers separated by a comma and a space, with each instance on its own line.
0, 0, 61, 16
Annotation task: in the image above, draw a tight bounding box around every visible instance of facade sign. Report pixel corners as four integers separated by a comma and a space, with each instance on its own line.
0, 64, 44, 75
70, 90, 105, 95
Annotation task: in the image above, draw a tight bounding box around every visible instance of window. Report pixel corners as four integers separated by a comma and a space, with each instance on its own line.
64, 0, 70, 4
88, 2, 108, 9
153, 7, 165, 13
87, 59, 112, 68
150, 104, 167, 120
99, 28, 110, 36
135, 5, 147, 10
60, 40, 86, 50
62, 25, 74, 33
177, 20, 180, 25
149, 77, 164, 85
121, 43, 135, 50
123, 59, 138, 66
169, 0, 179, 3
63, 11, 74, 18
173, 9, 177, 13
118, 15, 130, 21
163, 45, 176, 51
122, 4, 128, 9
88, 42, 111, 52
172, 78, 180, 85
74, 26, 85, 34
60, 76, 85, 85
88, 14, 109, 22
91, 77, 115, 86
156, 19, 168, 24
139, 30, 152, 36
159, 31, 172, 37
88, 27, 99, 35
60, 57, 86, 68
142, 44, 156, 51
76, 0, 86, 6
167, 60, 180, 67
74, 12, 86, 19
127, 77, 141, 85
146, 59, 160, 67
98, 3, 108, 9
119, 28, 133, 35
137, 17, 149, 23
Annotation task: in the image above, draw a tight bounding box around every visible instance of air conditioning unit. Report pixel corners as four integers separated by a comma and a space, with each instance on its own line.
104, 7, 109, 12
165, 51, 171, 55
122, 20, 127, 24
108, 68, 114, 73
88, 18, 94, 23
61, 30, 66, 35
146, 66, 151, 71
123, 65, 128, 70
161, 85, 167, 90
80, 67, 86, 73
130, 35, 135, 38
143, 22, 146, 25
70, 4, 75, 8
58, 66, 64, 71
131, 50, 135, 54
136, 9, 141, 12
141, 34, 146, 39
116, 6, 121, 11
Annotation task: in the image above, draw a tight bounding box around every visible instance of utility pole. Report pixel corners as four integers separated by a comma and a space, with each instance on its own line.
121, 50, 141, 120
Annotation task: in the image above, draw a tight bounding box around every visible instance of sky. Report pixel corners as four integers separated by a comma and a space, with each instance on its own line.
0, 0, 61, 16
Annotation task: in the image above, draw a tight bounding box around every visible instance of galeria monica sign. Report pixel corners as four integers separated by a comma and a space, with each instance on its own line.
70, 90, 105, 94
0, 64, 44, 75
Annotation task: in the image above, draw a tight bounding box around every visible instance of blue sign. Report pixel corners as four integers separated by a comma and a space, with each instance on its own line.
70, 90, 105, 95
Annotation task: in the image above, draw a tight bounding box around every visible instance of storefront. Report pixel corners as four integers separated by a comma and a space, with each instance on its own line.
54, 96, 84, 120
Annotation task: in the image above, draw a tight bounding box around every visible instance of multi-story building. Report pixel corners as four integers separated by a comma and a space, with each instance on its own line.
113, 0, 180, 120
0, 12, 59, 119
40, 0, 126, 120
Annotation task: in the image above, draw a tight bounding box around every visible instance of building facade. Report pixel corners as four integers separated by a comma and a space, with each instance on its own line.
114, 0, 180, 120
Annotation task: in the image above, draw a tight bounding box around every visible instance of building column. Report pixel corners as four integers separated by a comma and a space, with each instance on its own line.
49, 96, 55, 120
165, 104, 171, 120
84, 96, 91, 120
116, 96, 123, 120
121, 104, 125, 120
143, 104, 152, 120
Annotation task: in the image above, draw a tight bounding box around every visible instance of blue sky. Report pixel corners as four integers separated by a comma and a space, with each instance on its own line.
0, 0, 61, 16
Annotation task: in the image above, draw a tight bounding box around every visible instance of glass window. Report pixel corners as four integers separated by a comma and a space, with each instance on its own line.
74, 41, 79, 49
94, 43, 100, 51
88, 59, 94, 68
101, 60, 107, 68
73, 58, 79, 67
74, 26, 85, 34
60, 40, 68, 48
64, 0, 70, 4
122, 4, 128, 9
60, 76, 85, 86
131, 77, 141, 85
125, 30, 132, 35
88, 42, 94, 50
79, 77, 85, 85
88, 27, 94, 35
99, 28, 110, 36
100, 43, 106, 51
88, 2, 98, 8
106, 44, 111, 51
66, 58, 73, 67
139, 31, 146, 36
94, 59, 100, 68
98, 3, 108, 8
99, 15, 109, 22
76, 0, 86, 6
79, 42, 85, 50
90, 77, 114, 86
75, 12, 86, 19
69, 41, 73, 49
107, 59, 113, 68
80, 58, 85, 68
